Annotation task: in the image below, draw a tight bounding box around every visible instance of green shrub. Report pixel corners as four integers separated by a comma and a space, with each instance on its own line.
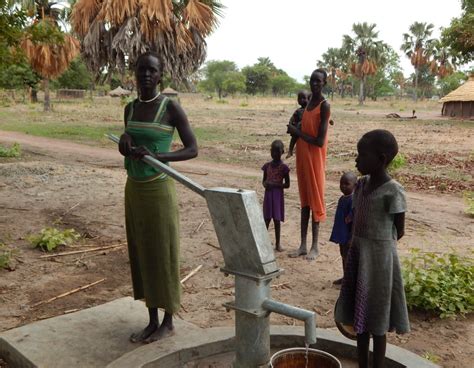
464, 191, 474, 218
389, 153, 406, 171
0, 243, 14, 270
402, 249, 474, 318
0, 143, 21, 158
28, 227, 80, 252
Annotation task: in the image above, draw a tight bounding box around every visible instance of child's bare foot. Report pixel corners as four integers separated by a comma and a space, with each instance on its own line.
305, 246, 319, 261
288, 245, 307, 258
286, 152, 293, 159
275, 245, 284, 252
332, 278, 343, 285
144, 324, 174, 343
130, 323, 158, 343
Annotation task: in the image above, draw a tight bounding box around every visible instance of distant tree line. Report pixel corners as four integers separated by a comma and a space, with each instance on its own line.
0, 0, 472, 104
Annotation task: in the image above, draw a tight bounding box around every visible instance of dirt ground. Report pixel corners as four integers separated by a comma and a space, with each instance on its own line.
0, 94, 473, 367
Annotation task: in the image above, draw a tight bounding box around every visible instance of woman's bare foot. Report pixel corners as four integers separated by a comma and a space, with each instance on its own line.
305, 246, 319, 261
144, 324, 175, 343
130, 323, 158, 343
288, 245, 307, 258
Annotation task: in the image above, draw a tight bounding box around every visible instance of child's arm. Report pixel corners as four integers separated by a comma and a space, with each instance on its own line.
262, 169, 268, 189
394, 212, 405, 240
286, 136, 297, 158
287, 101, 330, 147
283, 172, 290, 189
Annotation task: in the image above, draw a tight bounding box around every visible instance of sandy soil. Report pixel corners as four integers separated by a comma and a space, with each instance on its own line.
0, 95, 473, 367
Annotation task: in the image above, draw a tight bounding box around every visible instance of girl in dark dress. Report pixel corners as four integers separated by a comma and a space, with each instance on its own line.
262, 140, 290, 252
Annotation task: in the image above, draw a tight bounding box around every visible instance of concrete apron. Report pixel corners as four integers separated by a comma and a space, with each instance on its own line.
0, 297, 438, 368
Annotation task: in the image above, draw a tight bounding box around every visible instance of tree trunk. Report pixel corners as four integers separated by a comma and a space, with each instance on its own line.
358, 77, 364, 105
43, 78, 51, 111
414, 68, 419, 103
30, 87, 38, 103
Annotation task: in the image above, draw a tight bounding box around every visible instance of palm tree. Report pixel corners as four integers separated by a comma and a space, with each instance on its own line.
392, 71, 407, 99
429, 40, 457, 79
70, 0, 223, 82
317, 47, 342, 100
19, 0, 80, 111
343, 22, 388, 105
401, 22, 434, 102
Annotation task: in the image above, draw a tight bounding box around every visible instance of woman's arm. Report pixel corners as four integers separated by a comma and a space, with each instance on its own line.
394, 212, 405, 240
287, 101, 330, 147
119, 103, 133, 157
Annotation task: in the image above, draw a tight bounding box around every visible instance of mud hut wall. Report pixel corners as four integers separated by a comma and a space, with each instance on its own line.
442, 101, 474, 118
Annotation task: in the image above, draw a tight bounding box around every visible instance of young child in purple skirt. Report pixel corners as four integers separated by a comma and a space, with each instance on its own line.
329, 171, 357, 285
262, 140, 290, 252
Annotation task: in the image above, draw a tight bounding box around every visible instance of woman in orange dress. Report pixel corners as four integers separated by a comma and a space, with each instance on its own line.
288, 69, 330, 260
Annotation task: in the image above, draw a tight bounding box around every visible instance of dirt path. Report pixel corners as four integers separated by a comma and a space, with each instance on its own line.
1, 130, 473, 367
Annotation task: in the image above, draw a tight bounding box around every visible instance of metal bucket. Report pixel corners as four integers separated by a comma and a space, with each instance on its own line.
269, 348, 342, 368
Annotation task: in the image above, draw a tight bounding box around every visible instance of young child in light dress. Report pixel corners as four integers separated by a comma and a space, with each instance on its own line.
335, 129, 410, 368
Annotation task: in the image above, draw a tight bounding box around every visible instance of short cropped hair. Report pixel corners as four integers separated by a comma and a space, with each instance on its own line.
271, 139, 285, 153
311, 68, 328, 83
135, 51, 163, 74
359, 129, 399, 164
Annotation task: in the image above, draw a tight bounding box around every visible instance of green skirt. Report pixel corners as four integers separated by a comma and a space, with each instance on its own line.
125, 176, 180, 312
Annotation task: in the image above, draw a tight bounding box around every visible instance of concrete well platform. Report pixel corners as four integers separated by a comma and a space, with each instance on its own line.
0, 297, 438, 368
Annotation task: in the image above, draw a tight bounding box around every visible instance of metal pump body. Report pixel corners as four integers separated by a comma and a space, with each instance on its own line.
108, 134, 317, 367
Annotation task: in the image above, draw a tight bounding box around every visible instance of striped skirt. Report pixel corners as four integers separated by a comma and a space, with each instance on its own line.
125, 176, 181, 313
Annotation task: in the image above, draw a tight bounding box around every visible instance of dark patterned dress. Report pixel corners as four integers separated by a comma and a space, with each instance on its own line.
262, 160, 290, 222
334, 177, 410, 336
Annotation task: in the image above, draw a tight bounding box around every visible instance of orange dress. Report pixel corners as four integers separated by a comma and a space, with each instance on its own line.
295, 101, 329, 221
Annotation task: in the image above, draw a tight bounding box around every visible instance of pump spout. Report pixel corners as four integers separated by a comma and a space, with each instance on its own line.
262, 299, 316, 345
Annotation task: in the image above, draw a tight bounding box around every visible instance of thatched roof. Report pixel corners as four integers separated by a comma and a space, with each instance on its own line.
440, 76, 474, 103
162, 87, 178, 95
109, 86, 131, 97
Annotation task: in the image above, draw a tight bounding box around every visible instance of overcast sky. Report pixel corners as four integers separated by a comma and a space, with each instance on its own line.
205, 0, 464, 82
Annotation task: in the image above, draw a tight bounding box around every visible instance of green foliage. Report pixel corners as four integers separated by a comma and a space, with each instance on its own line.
0, 142, 21, 157
437, 71, 468, 96
52, 57, 93, 90
0, 243, 15, 270
27, 17, 64, 44
242, 64, 271, 95
221, 71, 246, 96
441, 0, 474, 63
464, 191, 474, 217
421, 351, 441, 363
0, 61, 41, 89
388, 153, 406, 171
402, 249, 474, 318
270, 73, 297, 96
0, 0, 27, 67
28, 227, 80, 252
199, 60, 240, 98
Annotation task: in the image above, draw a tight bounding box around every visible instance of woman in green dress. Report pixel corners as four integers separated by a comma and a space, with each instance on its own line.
118, 51, 198, 343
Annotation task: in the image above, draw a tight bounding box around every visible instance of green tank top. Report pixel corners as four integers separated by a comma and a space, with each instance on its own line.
124, 97, 174, 182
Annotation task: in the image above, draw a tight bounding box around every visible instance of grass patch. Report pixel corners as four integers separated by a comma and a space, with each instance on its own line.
0, 142, 21, 157
0, 110, 123, 144
0, 243, 16, 270
28, 227, 80, 252
402, 249, 474, 318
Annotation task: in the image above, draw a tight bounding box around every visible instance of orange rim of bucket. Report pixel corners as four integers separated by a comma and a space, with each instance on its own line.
335, 320, 358, 340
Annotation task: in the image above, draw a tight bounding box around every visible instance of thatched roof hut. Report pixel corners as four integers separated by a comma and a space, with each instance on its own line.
162, 87, 178, 97
440, 76, 474, 118
109, 86, 131, 97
